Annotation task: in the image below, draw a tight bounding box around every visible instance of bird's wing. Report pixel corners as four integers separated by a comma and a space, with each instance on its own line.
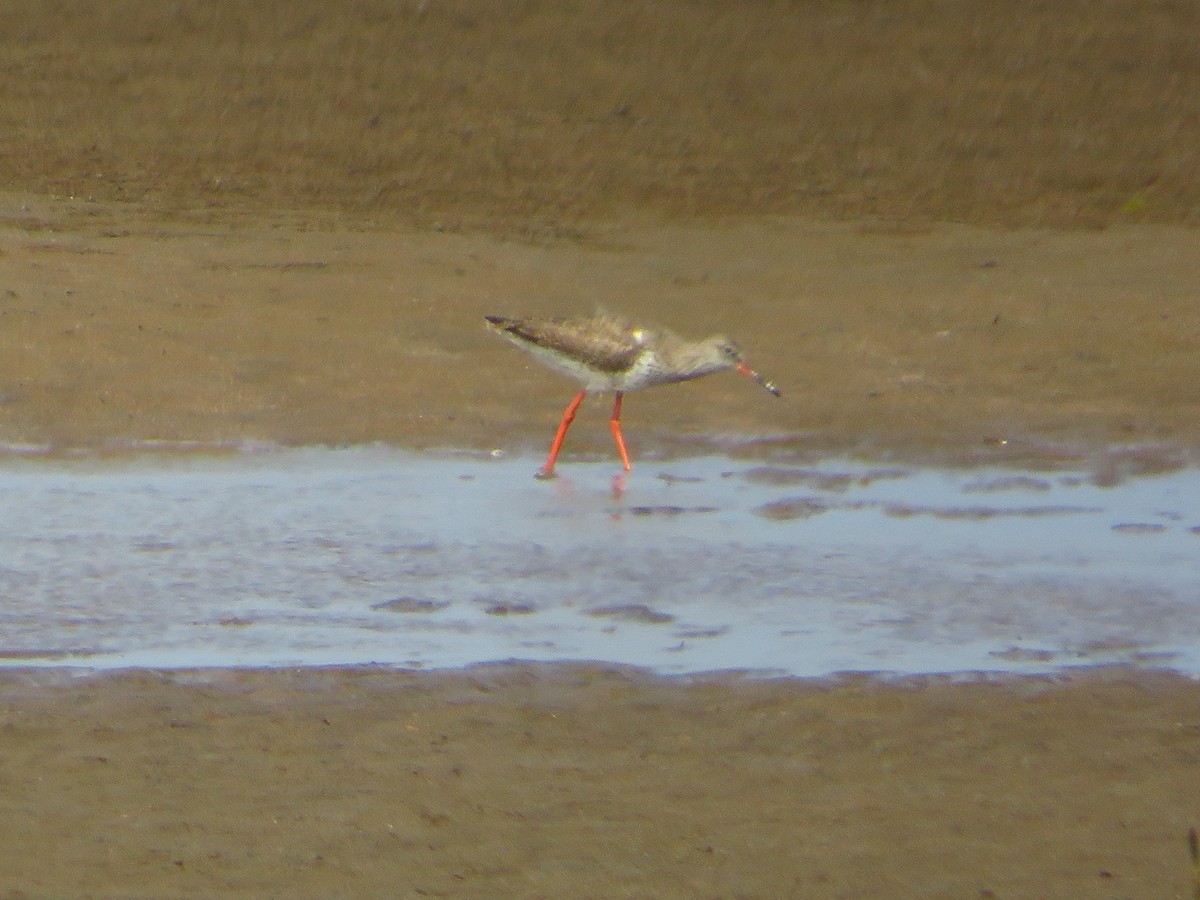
491, 316, 645, 373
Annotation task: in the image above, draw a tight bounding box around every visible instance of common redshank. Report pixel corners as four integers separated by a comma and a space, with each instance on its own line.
485, 313, 780, 477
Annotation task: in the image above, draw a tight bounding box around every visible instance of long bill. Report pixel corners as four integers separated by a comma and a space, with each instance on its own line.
736, 362, 782, 397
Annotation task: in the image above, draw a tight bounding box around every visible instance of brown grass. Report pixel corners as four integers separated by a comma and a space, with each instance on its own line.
2, 0, 1197, 231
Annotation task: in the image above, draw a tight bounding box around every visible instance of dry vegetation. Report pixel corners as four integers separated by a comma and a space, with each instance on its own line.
2, 0, 1197, 231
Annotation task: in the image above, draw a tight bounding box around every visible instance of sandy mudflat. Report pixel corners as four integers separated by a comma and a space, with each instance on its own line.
2, 208, 1200, 464
2, 1, 1200, 896
1, 667, 1199, 898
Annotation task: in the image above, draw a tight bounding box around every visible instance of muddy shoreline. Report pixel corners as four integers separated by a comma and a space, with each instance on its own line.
0, 665, 1197, 897
3, 1, 1200, 896
3, 205, 1199, 467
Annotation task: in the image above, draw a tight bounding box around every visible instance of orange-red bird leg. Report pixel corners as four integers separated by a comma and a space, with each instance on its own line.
537, 390, 586, 478
608, 392, 632, 471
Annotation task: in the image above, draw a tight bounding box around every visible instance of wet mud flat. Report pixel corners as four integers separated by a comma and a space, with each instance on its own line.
3, 353, 1192, 893
3, 200, 1198, 900
0, 664, 1197, 897
2, 448, 1200, 896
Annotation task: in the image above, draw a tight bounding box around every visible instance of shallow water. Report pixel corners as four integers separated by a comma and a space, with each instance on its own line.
1, 447, 1198, 676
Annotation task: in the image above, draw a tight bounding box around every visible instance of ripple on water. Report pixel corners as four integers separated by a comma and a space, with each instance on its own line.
0, 446, 1198, 676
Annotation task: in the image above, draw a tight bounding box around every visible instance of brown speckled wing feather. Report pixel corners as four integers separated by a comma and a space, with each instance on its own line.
487, 316, 644, 373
